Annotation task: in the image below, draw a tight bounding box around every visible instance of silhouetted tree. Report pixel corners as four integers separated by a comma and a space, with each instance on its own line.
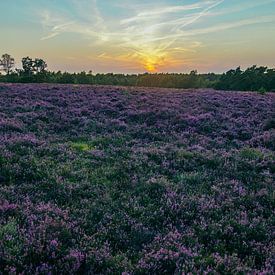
33, 58, 47, 74
22, 57, 34, 76
215, 65, 275, 91
0, 54, 15, 74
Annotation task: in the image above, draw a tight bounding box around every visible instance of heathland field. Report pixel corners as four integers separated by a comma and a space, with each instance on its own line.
0, 84, 274, 273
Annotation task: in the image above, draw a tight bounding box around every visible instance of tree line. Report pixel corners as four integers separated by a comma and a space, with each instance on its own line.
0, 53, 274, 92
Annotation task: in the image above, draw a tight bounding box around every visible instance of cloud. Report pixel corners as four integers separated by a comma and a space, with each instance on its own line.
208, 0, 275, 17
120, 3, 203, 25
179, 15, 275, 37
38, 0, 275, 72
41, 22, 75, 40
41, 32, 59, 41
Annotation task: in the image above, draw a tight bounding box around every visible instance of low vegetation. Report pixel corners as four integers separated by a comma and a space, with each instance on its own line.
0, 83, 274, 273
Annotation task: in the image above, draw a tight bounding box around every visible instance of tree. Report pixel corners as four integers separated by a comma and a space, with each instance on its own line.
0, 54, 15, 74
21, 57, 47, 76
33, 58, 47, 74
22, 56, 34, 76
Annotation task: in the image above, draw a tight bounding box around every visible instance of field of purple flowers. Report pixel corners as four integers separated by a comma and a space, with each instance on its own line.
0, 83, 274, 274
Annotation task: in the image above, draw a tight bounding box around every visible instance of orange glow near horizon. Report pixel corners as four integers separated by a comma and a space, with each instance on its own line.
145, 63, 157, 73
137, 49, 168, 73
94, 49, 172, 73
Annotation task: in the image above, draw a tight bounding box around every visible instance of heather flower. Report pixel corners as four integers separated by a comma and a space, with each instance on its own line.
0, 84, 274, 273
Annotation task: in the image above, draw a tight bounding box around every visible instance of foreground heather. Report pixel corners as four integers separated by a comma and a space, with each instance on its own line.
0, 83, 274, 274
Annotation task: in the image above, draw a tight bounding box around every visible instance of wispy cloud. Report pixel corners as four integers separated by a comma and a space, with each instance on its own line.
179, 15, 275, 36
41, 22, 75, 40
208, 0, 275, 17
38, 0, 275, 72
120, 3, 204, 25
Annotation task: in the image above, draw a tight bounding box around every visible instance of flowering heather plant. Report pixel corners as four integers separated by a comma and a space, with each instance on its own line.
0, 83, 274, 274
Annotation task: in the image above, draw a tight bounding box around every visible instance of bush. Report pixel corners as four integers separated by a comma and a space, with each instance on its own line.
258, 87, 267, 95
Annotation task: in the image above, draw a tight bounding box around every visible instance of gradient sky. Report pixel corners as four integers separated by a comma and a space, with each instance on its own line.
1, 0, 275, 73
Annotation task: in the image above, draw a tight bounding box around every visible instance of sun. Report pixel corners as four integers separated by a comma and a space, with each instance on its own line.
137, 49, 168, 73
144, 61, 157, 73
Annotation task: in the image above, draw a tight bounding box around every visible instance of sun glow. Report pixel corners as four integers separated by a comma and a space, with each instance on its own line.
95, 49, 173, 73
144, 62, 157, 73
136, 49, 168, 72
96, 48, 174, 73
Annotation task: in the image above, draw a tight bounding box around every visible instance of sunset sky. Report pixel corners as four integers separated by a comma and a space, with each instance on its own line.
1, 0, 275, 73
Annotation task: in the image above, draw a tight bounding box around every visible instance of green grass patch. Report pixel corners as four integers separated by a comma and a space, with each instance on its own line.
177, 171, 205, 185
69, 141, 95, 152
0, 219, 23, 257
176, 149, 195, 159
239, 148, 264, 160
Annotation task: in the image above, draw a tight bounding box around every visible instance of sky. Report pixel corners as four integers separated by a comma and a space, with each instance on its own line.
0, 0, 275, 73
